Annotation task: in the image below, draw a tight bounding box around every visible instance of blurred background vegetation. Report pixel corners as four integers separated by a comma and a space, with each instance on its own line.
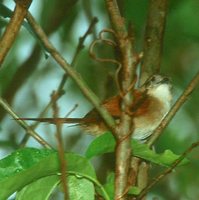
0, 0, 198, 199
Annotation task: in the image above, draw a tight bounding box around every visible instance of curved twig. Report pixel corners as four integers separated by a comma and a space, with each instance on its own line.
99, 28, 117, 46
89, 28, 122, 94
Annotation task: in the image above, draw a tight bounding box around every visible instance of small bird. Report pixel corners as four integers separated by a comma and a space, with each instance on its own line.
19, 74, 172, 140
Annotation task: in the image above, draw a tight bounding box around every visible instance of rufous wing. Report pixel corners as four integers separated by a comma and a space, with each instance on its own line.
17, 90, 150, 124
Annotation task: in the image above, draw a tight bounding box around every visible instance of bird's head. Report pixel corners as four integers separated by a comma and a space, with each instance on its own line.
143, 74, 172, 103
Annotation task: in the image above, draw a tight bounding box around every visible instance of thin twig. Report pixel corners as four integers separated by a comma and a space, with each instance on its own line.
0, 1, 78, 121
148, 71, 199, 147
19, 89, 64, 147
72, 17, 98, 66
89, 28, 122, 94
19, 17, 98, 146
141, 0, 168, 76
55, 17, 98, 96
0, 96, 52, 149
105, 0, 138, 199
64, 104, 78, 118
51, 92, 68, 200
26, 12, 116, 132
82, 0, 98, 38
0, 0, 32, 66
137, 161, 149, 191
137, 140, 199, 199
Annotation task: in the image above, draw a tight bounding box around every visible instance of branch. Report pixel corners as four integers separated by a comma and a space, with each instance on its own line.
0, 0, 78, 121
19, 17, 98, 146
51, 92, 68, 200
136, 1, 168, 197
25, 13, 116, 132
148, 71, 199, 147
0, 0, 32, 66
0, 96, 52, 149
56, 17, 98, 93
141, 0, 168, 75
105, 0, 138, 199
137, 140, 199, 199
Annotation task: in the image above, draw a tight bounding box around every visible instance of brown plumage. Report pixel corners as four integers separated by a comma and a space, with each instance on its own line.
17, 75, 172, 140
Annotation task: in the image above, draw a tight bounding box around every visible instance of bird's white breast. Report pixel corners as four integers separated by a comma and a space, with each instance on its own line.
133, 84, 172, 140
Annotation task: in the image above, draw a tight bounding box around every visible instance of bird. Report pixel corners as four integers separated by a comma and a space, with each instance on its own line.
18, 74, 172, 140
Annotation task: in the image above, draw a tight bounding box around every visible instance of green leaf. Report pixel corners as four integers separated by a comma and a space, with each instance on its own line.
0, 3, 12, 18
86, 132, 115, 157
16, 175, 95, 200
102, 172, 114, 200
16, 175, 60, 200
85, 133, 189, 167
0, 148, 96, 199
128, 186, 141, 196
68, 175, 95, 200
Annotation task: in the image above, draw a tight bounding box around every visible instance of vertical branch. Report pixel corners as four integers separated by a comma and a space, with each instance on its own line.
136, 2, 168, 198
51, 92, 68, 200
0, 0, 32, 66
137, 162, 149, 192
141, 0, 168, 76
105, 0, 137, 199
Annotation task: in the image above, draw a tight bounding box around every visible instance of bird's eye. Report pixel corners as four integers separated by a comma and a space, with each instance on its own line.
150, 76, 155, 82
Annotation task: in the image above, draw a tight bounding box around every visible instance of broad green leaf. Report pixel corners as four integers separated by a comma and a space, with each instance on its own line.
68, 175, 95, 200
16, 175, 60, 200
86, 132, 115, 156
102, 172, 114, 200
85, 133, 189, 167
0, 148, 96, 199
16, 174, 95, 200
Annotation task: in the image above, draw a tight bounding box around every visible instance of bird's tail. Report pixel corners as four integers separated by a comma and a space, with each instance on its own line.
16, 117, 92, 124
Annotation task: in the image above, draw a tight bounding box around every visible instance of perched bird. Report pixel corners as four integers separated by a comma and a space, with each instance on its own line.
19, 74, 172, 140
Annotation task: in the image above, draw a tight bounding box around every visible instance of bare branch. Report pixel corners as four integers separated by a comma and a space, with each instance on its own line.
0, 0, 32, 66
72, 17, 98, 66
0, 96, 52, 149
25, 13, 116, 132
51, 92, 68, 200
19, 17, 97, 146
0, 0, 78, 121
105, 0, 138, 199
141, 0, 168, 76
